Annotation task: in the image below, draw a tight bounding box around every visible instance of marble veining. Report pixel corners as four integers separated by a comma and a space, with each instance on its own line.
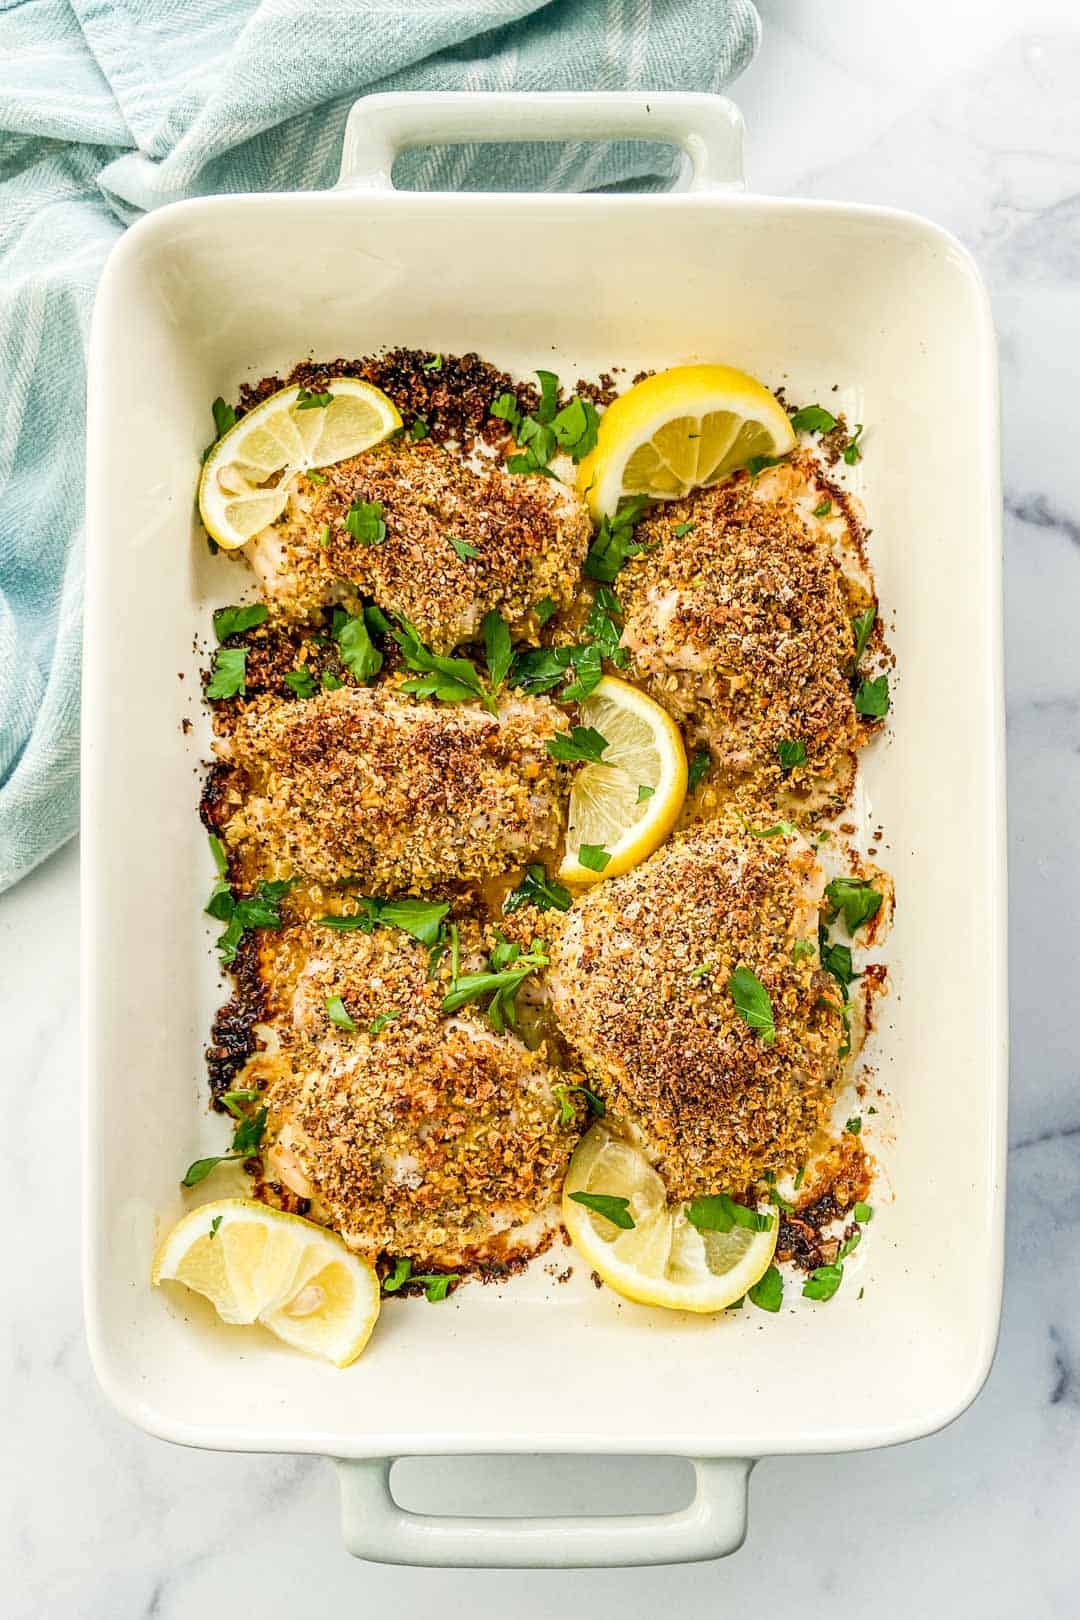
4, 2, 1080, 1614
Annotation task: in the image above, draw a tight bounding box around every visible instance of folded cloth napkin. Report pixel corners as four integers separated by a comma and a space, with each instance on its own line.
0, 0, 759, 894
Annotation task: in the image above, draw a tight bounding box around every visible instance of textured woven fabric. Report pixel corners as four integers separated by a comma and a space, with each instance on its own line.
0, 0, 759, 892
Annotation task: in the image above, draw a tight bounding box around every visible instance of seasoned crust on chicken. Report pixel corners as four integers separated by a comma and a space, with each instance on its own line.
216, 685, 569, 893
547, 823, 845, 1198
240, 924, 577, 1264
247, 439, 591, 650
619, 453, 875, 811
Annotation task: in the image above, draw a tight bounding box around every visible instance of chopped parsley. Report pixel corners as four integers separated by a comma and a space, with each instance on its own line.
321, 670, 343, 691
584, 496, 650, 582
672, 521, 696, 537
319, 524, 331, 548
483, 610, 514, 690
854, 674, 890, 718
317, 896, 449, 947
547, 725, 609, 766
791, 938, 816, 963
812, 499, 833, 518
853, 1201, 873, 1223
448, 534, 479, 561
819, 935, 858, 995
685, 1194, 772, 1234
344, 500, 387, 546
369, 1011, 400, 1036
838, 1228, 862, 1261
790, 404, 837, 434
727, 965, 776, 1045
209, 1215, 222, 1240
842, 423, 864, 464
844, 1116, 862, 1136
381, 1257, 458, 1301
851, 606, 876, 667
824, 876, 882, 933
551, 1082, 606, 1126
325, 995, 357, 1031
802, 1263, 844, 1302
534, 596, 558, 626
495, 371, 599, 475
568, 1191, 635, 1230
205, 646, 247, 699
333, 607, 383, 681
208, 878, 293, 962
181, 1105, 267, 1186
409, 417, 430, 441
637, 784, 655, 803
202, 396, 237, 460
440, 937, 549, 1032
382, 1257, 412, 1292
395, 615, 499, 713
745, 452, 786, 477
422, 353, 443, 372
577, 843, 611, 873
748, 820, 797, 839
690, 961, 713, 979
747, 1265, 784, 1313
503, 864, 572, 915
208, 834, 228, 877
307, 469, 327, 485
777, 738, 806, 771
283, 666, 317, 700
213, 602, 268, 642
221, 1089, 260, 1117
687, 747, 711, 793
296, 388, 334, 409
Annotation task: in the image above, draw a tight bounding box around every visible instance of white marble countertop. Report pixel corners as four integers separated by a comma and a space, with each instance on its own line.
5, 3, 1079, 1613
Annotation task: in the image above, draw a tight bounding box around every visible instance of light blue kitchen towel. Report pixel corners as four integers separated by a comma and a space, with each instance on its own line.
0, 0, 760, 894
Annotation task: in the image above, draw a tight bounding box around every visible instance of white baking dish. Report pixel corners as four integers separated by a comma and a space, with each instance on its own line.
82, 92, 1007, 1568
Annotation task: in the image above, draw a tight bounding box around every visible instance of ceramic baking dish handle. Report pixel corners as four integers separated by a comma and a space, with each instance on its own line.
337, 90, 744, 194
336, 1456, 752, 1568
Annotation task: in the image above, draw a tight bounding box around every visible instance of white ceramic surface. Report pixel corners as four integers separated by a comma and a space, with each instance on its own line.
79, 86, 1004, 1568
11, 3, 1080, 1609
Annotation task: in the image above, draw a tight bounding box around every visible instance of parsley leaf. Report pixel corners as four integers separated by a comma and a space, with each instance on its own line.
482, 611, 513, 691
851, 606, 876, 667
209, 879, 293, 962
687, 747, 711, 793
284, 667, 317, 700
325, 994, 357, 1031
345, 500, 387, 546
535, 370, 560, 424
213, 602, 268, 642
584, 585, 626, 661
321, 671, 343, 691
854, 674, 890, 718
685, 1194, 772, 1234
749, 820, 797, 839
202, 396, 237, 460
319, 896, 449, 948
790, 404, 837, 434
673, 521, 696, 537
637, 784, 655, 803
394, 616, 494, 712
824, 877, 882, 933
551, 395, 600, 462
803, 1263, 844, 1302
837, 1228, 862, 1261
334, 608, 383, 681
791, 938, 816, 963
417, 1273, 458, 1303
551, 1082, 606, 1126
409, 417, 429, 442
503, 864, 572, 915
568, 1191, 635, 1230
491, 392, 523, 437
748, 1265, 784, 1312
727, 965, 776, 1045
534, 596, 558, 626
777, 738, 807, 771
209, 1215, 222, 1240
584, 497, 651, 583
221, 1088, 260, 1118
208, 834, 228, 877
181, 1105, 267, 1186
547, 725, 609, 766
296, 388, 334, 410
206, 646, 247, 699
369, 1011, 400, 1036
845, 1116, 862, 1136
577, 844, 611, 873
440, 939, 549, 1032
854, 1201, 873, 1223
181, 1155, 241, 1188
746, 453, 786, 477
842, 424, 864, 464
812, 499, 833, 518
382, 1257, 412, 1293
448, 534, 479, 561
819, 936, 858, 996
422, 353, 443, 372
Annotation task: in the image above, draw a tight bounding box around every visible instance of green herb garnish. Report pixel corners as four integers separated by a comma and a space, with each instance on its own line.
803, 1263, 844, 1302
824, 876, 882, 933
748, 820, 797, 839
812, 499, 832, 518
577, 844, 611, 873
382, 1256, 458, 1301
321, 671, 343, 691
181, 1106, 267, 1186
748, 1265, 784, 1313
687, 747, 711, 793
205, 646, 247, 699
369, 1012, 400, 1036
837, 1228, 862, 1261
851, 606, 875, 667
382, 1256, 412, 1292
440, 938, 549, 1032
551, 1082, 606, 1126
325, 995, 357, 1031
202, 397, 237, 460
209, 1215, 222, 1240
482, 610, 514, 691
213, 603, 268, 642
394, 616, 498, 713
547, 726, 609, 766
745, 452, 785, 477
844, 1116, 862, 1136
534, 596, 558, 626
422, 353, 443, 372
685, 1194, 772, 1234
317, 896, 449, 948
209, 879, 293, 962
854, 674, 889, 718
790, 405, 837, 434
409, 417, 430, 442
448, 534, 479, 561
208, 834, 228, 877
777, 738, 806, 771
221, 1089, 260, 1118
503, 865, 572, 915
842, 424, 864, 464
673, 521, 696, 537
296, 388, 334, 409
284, 667, 317, 700
853, 1201, 873, 1223
637, 784, 655, 803
584, 496, 650, 582
569, 1191, 635, 1230
727, 965, 776, 1045
333, 607, 383, 681
791, 939, 816, 963
344, 500, 387, 546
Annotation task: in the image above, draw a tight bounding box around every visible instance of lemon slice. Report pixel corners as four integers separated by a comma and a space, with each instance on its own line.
577, 363, 795, 519
152, 1198, 380, 1366
198, 378, 402, 550
563, 1125, 778, 1312
559, 676, 686, 884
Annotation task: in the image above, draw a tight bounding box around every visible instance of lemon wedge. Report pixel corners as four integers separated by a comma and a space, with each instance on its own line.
152, 1198, 381, 1366
577, 363, 795, 519
559, 676, 686, 884
562, 1125, 778, 1313
198, 378, 402, 550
